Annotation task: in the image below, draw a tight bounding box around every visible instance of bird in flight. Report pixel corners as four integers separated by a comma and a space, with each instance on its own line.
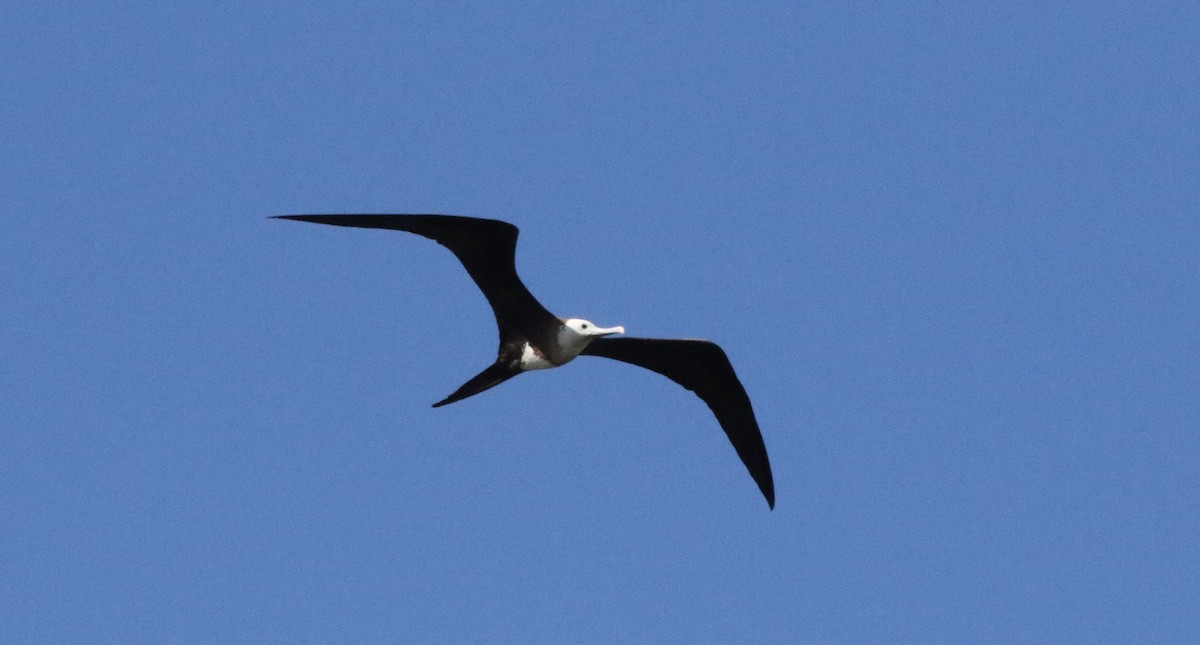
274, 214, 775, 509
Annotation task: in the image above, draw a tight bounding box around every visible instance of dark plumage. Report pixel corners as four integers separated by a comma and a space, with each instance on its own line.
274, 214, 775, 509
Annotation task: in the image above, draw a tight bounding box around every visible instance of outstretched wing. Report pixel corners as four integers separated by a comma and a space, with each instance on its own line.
581, 337, 775, 509
273, 214, 559, 338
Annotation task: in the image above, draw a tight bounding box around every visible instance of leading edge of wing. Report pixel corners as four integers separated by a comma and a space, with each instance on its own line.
271, 214, 558, 335
580, 337, 775, 509
273, 213, 515, 236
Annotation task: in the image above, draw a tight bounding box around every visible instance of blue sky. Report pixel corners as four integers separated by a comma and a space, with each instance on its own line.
3, 2, 1197, 642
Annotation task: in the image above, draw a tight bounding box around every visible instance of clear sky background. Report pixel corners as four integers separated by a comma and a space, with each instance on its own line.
3, 3, 1197, 642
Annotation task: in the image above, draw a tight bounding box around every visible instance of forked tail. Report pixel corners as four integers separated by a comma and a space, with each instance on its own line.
432, 362, 520, 408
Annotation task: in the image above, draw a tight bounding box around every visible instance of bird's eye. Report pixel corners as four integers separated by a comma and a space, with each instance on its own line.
581, 323, 589, 329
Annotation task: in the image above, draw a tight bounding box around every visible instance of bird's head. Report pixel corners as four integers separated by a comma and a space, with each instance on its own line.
562, 317, 625, 339
557, 318, 625, 358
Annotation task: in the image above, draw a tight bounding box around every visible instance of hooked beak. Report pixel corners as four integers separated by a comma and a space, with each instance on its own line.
589, 325, 625, 337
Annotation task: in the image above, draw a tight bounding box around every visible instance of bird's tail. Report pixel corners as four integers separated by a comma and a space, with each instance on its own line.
432, 362, 519, 408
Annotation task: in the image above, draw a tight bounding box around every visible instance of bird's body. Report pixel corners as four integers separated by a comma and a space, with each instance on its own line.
274, 214, 775, 509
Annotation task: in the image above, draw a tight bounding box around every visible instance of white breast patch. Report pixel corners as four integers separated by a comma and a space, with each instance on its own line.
519, 342, 555, 370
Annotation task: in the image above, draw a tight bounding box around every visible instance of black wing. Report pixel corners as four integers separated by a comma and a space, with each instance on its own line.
581, 337, 775, 509
273, 215, 559, 338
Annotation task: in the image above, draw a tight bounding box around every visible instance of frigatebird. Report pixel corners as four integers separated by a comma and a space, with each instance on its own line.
274, 214, 775, 508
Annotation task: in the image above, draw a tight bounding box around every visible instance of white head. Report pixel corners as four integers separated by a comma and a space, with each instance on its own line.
555, 317, 625, 361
